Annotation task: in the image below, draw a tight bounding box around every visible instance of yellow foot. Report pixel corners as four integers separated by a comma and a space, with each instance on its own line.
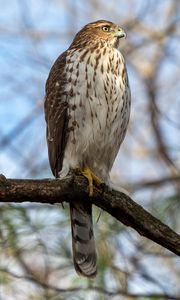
81, 167, 103, 197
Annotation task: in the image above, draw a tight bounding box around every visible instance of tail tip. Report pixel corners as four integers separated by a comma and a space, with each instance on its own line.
74, 253, 97, 278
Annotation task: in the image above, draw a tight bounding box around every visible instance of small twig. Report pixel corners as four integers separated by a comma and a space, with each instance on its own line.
1, 268, 179, 299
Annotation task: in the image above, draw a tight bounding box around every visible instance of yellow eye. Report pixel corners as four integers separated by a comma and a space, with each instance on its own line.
102, 26, 110, 32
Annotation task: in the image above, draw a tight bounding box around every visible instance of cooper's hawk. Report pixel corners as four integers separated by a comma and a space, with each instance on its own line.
44, 20, 131, 277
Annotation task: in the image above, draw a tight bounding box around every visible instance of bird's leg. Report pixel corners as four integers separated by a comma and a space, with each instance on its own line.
81, 167, 103, 197
91, 170, 103, 186
81, 167, 93, 197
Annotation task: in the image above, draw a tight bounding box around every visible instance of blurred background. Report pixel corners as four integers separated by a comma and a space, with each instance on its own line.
0, 0, 180, 299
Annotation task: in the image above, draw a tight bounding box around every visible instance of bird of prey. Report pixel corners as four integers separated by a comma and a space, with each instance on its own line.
44, 20, 131, 278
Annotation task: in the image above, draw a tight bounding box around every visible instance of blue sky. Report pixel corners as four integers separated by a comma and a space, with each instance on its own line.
0, 0, 179, 184
0, 1, 179, 298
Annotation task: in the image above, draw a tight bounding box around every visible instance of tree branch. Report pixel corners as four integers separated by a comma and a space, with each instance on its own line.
131, 174, 180, 191
1, 268, 178, 300
0, 173, 179, 256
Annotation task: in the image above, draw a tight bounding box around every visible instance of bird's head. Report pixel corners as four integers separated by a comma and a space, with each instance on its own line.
71, 20, 126, 49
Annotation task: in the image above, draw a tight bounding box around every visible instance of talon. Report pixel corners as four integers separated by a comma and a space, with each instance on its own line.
91, 172, 103, 186
81, 167, 103, 196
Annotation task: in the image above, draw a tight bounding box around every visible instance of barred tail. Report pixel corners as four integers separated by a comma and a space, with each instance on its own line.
70, 200, 97, 278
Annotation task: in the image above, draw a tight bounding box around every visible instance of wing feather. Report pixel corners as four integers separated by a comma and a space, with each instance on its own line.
44, 52, 68, 177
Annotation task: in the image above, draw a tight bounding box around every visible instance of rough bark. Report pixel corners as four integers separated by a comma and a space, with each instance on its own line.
0, 173, 179, 256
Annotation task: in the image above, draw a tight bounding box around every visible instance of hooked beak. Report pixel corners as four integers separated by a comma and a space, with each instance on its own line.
114, 27, 126, 39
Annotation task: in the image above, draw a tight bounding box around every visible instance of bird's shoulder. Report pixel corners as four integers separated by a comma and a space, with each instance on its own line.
45, 51, 68, 95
